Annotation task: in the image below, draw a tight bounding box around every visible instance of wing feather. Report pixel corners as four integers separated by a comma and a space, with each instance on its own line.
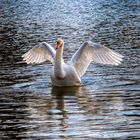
22, 42, 56, 64
70, 41, 123, 77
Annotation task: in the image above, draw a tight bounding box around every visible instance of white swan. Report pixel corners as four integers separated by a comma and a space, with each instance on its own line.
22, 38, 123, 86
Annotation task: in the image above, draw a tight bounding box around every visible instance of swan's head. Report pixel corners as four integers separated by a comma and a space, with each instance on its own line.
55, 38, 64, 49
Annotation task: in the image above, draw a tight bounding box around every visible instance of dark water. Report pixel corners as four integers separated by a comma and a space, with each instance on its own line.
0, 0, 140, 139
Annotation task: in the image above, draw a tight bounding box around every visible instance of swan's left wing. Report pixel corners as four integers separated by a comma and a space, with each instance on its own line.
70, 41, 123, 77
22, 42, 56, 64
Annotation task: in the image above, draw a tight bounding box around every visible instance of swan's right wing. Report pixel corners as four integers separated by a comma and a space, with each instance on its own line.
70, 41, 123, 77
22, 42, 56, 64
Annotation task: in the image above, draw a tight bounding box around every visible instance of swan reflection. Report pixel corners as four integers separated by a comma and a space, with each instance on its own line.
1, 87, 127, 138
51, 86, 125, 115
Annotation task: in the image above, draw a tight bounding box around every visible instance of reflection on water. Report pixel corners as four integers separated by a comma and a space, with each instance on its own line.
0, 0, 140, 139
0, 87, 140, 139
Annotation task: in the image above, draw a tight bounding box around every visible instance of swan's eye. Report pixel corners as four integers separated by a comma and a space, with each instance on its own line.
57, 41, 61, 46
55, 41, 61, 49
56, 40, 59, 43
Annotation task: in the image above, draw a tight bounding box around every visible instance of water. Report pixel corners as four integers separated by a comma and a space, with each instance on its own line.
0, 0, 140, 139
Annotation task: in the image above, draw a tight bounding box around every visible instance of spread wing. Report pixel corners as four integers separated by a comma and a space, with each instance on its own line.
22, 42, 56, 64
70, 41, 123, 77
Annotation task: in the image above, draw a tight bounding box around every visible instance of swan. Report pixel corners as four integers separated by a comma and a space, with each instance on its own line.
22, 38, 123, 86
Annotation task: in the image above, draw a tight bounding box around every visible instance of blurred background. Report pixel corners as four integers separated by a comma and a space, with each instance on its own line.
0, 0, 140, 139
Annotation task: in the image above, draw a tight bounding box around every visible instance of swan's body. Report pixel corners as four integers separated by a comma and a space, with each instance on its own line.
22, 39, 123, 86
51, 63, 81, 86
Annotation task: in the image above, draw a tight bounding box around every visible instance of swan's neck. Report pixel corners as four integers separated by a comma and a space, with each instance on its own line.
54, 46, 65, 79
56, 46, 63, 63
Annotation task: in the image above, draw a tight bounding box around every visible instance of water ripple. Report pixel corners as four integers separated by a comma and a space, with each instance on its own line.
0, 0, 140, 139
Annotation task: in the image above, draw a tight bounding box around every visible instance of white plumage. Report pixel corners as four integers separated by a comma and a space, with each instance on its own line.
22, 42, 55, 64
22, 39, 123, 86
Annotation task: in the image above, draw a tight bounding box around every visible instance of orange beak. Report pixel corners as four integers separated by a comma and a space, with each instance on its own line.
55, 43, 61, 50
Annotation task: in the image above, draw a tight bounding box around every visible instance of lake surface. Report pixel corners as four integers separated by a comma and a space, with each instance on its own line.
0, 0, 140, 139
